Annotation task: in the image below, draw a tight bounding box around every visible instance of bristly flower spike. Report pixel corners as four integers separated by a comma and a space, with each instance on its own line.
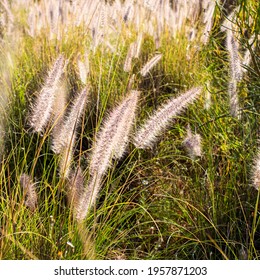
252, 150, 260, 191
75, 90, 140, 221
140, 53, 162, 77
29, 54, 65, 133
89, 90, 140, 177
52, 85, 90, 154
133, 87, 202, 149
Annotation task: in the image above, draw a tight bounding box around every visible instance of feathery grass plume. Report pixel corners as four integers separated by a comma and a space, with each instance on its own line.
1, 0, 14, 21
140, 53, 162, 77
67, 167, 85, 206
133, 87, 202, 149
1, 0, 14, 33
226, 29, 242, 118
252, 150, 260, 190
201, 0, 216, 45
126, 74, 135, 92
123, 1, 134, 23
89, 90, 140, 177
29, 54, 65, 133
20, 173, 38, 212
113, 90, 140, 159
75, 174, 102, 221
0, 48, 15, 160
56, 86, 90, 179
84, 51, 90, 74
220, 7, 238, 33
51, 80, 68, 143
99, 2, 108, 29
182, 126, 202, 159
77, 54, 89, 84
0, 122, 4, 160
123, 42, 135, 72
52, 86, 90, 154
59, 144, 73, 179
144, 0, 159, 12
134, 32, 143, 58
226, 29, 243, 81
228, 79, 240, 118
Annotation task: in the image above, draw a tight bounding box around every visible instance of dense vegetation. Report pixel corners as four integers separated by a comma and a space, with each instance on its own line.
0, 0, 259, 260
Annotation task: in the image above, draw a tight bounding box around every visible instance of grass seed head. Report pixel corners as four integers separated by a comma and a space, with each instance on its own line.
29, 54, 65, 133
89, 90, 140, 177
252, 151, 260, 190
20, 173, 38, 212
133, 87, 202, 149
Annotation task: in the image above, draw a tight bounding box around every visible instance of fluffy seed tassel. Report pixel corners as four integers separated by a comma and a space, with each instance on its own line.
29, 54, 65, 133
89, 90, 140, 177
133, 87, 202, 149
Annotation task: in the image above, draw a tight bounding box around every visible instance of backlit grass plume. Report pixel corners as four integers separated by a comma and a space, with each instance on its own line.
74, 174, 102, 221
28, 54, 65, 133
226, 29, 242, 118
133, 87, 202, 149
226, 29, 242, 81
124, 43, 135, 72
252, 150, 260, 190
20, 173, 38, 212
77, 52, 89, 84
76, 90, 140, 220
89, 90, 140, 177
54, 86, 90, 178
51, 85, 90, 154
67, 167, 85, 207
113, 90, 140, 159
140, 53, 162, 77
51, 80, 68, 145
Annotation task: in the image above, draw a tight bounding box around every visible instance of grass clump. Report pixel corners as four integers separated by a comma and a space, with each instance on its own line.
0, 0, 259, 260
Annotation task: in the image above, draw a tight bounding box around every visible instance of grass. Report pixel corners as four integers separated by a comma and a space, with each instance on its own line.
0, 0, 259, 260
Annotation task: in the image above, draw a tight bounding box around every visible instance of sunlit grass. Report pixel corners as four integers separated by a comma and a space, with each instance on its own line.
0, 0, 259, 260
